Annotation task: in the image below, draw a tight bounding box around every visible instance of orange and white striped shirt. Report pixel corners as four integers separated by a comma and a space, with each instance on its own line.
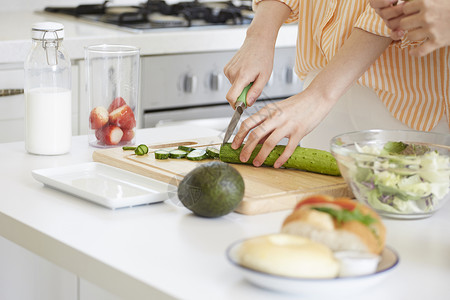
254, 0, 449, 131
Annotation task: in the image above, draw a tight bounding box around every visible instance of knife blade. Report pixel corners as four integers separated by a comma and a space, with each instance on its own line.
222, 83, 253, 145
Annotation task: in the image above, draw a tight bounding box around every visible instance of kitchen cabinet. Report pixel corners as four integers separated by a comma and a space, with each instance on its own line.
0, 65, 26, 142
79, 279, 121, 300
0, 63, 80, 143
0, 236, 77, 300
0, 235, 122, 300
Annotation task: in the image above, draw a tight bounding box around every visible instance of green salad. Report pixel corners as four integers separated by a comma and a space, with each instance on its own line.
348, 141, 450, 214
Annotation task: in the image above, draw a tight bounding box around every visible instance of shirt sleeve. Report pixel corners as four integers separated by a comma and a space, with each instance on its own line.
354, 4, 391, 37
253, 0, 299, 23
354, 4, 421, 48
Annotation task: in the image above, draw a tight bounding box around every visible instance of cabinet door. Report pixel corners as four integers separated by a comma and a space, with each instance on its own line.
0, 66, 25, 142
0, 236, 77, 300
79, 278, 122, 300
0, 64, 79, 143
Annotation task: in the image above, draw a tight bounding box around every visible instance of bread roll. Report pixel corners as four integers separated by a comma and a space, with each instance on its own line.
281, 195, 386, 255
237, 234, 339, 279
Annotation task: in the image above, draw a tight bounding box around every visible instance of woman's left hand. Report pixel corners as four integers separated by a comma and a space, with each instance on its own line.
369, 0, 405, 40
370, 0, 450, 56
401, 0, 450, 56
231, 89, 334, 168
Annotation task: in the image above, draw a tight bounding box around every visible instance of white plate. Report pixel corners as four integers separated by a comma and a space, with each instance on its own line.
32, 162, 174, 209
226, 238, 399, 296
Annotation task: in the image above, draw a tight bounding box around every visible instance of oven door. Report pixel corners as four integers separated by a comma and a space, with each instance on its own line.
143, 99, 279, 133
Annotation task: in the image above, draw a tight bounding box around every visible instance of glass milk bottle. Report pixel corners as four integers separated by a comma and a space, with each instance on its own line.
24, 22, 72, 155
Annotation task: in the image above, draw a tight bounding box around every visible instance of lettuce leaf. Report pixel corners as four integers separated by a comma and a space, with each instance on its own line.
312, 207, 377, 226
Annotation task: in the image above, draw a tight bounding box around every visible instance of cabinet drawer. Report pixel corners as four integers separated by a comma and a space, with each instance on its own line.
0, 68, 25, 120
0, 118, 24, 142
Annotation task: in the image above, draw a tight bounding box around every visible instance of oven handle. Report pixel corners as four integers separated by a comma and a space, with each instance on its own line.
0, 89, 24, 97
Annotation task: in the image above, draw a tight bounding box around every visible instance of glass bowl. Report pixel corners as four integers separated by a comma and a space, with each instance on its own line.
330, 130, 450, 219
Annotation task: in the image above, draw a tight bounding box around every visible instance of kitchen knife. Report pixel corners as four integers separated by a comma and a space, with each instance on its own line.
222, 83, 253, 145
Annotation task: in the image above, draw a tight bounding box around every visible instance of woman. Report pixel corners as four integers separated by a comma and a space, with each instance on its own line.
224, 0, 449, 168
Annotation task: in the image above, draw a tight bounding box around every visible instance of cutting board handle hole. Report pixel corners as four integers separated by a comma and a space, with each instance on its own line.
148, 141, 197, 149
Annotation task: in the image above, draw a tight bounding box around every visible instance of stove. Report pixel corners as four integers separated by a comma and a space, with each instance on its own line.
44, 0, 254, 32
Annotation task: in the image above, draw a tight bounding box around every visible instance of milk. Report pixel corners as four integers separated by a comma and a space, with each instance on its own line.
25, 87, 72, 155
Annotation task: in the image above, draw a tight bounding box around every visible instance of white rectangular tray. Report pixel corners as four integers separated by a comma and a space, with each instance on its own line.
32, 162, 174, 209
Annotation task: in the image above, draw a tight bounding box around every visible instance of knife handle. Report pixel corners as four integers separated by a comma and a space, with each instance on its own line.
236, 83, 253, 108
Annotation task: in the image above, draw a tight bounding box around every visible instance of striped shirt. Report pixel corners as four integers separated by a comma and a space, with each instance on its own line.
254, 0, 449, 131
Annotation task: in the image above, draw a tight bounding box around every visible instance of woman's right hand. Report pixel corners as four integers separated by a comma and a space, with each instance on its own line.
223, 36, 275, 108
223, 0, 292, 108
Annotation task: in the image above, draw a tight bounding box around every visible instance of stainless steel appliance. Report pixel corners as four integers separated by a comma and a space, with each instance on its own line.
43, 1, 302, 132
140, 48, 302, 130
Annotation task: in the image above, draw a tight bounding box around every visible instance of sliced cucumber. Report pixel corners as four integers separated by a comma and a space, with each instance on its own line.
155, 150, 170, 160
178, 145, 196, 153
135, 144, 149, 156
206, 146, 220, 159
187, 149, 209, 161
169, 149, 188, 159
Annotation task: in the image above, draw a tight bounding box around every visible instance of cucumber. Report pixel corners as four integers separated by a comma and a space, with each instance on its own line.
155, 150, 170, 160
187, 149, 209, 161
135, 144, 149, 156
178, 145, 196, 153
206, 147, 220, 159
169, 149, 188, 159
219, 143, 341, 176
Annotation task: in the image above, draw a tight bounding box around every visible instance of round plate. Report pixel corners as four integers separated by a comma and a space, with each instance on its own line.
226, 238, 399, 296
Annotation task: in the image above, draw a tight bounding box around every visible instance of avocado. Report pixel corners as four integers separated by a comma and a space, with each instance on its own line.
177, 161, 245, 218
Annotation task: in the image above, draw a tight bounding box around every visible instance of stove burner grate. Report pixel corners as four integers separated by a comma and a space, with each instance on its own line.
44, 0, 254, 30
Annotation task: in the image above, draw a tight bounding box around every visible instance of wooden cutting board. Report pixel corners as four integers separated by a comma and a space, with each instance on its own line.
92, 136, 353, 215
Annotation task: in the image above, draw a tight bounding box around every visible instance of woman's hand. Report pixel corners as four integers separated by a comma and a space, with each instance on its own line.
231, 89, 334, 168
370, 0, 450, 56
401, 0, 450, 56
223, 0, 291, 108
223, 36, 275, 108
369, 0, 406, 40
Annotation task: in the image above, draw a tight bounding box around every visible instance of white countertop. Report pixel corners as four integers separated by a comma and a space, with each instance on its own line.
0, 11, 298, 65
1, 126, 450, 300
